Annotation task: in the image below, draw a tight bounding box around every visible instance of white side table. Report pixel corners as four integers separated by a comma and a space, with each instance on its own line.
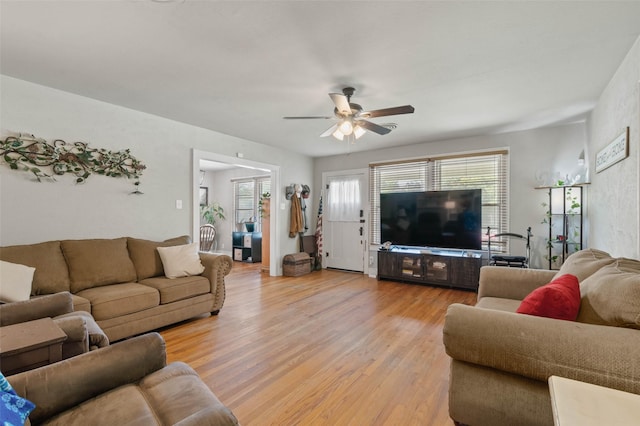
548, 375, 640, 426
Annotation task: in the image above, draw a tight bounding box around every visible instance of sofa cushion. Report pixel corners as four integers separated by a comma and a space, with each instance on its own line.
0, 260, 35, 302
0, 241, 70, 294
553, 248, 616, 282
41, 383, 159, 426
37, 362, 238, 426
127, 236, 191, 280
577, 258, 640, 329
61, 238, 137, 293
76, 283, 159, 321
139, 275, 210, 304
138, 362, 238, 426
157, 243, 205, 279
516, 274, 580, 321
71, 294, 92, 313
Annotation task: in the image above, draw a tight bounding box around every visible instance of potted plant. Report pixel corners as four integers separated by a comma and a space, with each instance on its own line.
244, 216, 256, 232
258, 192, 271, 218
200, 202, 225, 226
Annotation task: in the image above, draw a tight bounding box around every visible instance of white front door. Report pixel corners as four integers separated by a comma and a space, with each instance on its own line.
323, 171, 367, 272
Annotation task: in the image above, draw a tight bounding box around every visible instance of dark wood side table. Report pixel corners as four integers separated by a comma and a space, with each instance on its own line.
0, 317, 67, 375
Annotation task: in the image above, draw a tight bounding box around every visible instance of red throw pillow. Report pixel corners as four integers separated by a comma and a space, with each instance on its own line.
516, 274, 580, 321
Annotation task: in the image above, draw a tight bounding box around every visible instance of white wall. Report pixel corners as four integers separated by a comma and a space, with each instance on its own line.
313, 123, 588, 270
0, 76, 313, 274
587, 36, 640, 259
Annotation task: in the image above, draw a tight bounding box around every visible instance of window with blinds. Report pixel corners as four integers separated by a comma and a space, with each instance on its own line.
233, 177, 271, 232
370, 151, 508, 250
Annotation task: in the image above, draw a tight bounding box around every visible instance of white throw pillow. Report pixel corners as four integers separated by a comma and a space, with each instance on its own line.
0, 260, 35, 302
156, 243, 205, 279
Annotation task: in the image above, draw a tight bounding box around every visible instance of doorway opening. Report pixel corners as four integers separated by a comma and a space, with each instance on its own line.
192, 149, 280, 276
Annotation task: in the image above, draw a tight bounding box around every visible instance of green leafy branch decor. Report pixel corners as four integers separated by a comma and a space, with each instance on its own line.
258, 191, 271, 218
200, 202, 226, 226
0, 133, 146, 193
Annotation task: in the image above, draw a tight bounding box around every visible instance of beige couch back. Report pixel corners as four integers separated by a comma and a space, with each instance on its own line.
0, 241, 70, 295
0, 235, 191, 296
62, 238, 137, 293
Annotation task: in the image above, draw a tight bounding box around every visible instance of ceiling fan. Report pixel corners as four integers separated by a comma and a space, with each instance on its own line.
283, 87, 415, 141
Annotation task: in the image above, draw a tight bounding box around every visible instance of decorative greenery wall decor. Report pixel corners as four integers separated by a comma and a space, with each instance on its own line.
0, 133, 146, 192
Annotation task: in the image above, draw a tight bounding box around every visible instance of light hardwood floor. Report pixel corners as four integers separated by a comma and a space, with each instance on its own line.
160, 262, 477, 426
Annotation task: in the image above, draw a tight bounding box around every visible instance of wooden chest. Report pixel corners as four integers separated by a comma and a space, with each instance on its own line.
283, 252, 312, 276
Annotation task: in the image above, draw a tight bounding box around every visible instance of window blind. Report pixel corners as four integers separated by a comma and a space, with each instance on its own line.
370, 151, 509, 250
234, 180, 255, 225
234, 177, 270, 232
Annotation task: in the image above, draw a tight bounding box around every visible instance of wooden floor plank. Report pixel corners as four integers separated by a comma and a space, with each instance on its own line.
160, 262, 477, 425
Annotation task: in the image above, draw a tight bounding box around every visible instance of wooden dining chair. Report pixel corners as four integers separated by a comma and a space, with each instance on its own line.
199, 224, 216, 252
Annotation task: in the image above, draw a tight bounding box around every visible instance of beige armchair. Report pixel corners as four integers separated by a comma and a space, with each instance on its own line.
443, 256, 640, 426
0, 292, 108, 359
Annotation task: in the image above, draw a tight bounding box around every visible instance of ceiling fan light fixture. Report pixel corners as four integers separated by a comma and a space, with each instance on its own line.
284, 86, 415, 142
353, 125, 366, 139
338, 119, 354, 135
332, 128, 345, 141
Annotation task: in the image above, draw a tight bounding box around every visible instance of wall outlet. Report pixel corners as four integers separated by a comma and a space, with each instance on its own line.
175, 200, 182, 209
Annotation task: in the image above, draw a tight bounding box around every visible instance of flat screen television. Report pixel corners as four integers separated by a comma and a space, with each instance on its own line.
380, 189, 482, 250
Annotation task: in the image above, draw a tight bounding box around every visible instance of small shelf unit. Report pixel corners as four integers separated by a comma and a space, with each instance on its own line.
232, 231, 262, 263
536, 185, 585, 270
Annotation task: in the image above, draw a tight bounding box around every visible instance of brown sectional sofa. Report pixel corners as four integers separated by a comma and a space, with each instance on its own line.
443, 249, 640, 426
0, 236, 233, 342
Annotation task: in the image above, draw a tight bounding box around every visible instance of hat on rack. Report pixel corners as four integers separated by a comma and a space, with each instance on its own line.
285, 184, 295, 200
301, 184, 310, 199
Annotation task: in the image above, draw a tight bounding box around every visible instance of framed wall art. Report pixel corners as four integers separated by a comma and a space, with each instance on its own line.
596, 127, 629, 173
199, 187, 208, 206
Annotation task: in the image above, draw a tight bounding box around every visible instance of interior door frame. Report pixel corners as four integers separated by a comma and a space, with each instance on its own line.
322, 168, 369, 275
192, 149, 281, 276
637, 81, 640, 258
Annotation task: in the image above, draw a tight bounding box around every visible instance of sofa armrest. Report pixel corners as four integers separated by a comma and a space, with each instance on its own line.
477, 266, 556, 301
54, 311, 109, 350
8, 332, 167, 425
52, 315, 89, 358
199, 253, 233, 312
52, 315, 87, 343
0, 291, 74, 326
443, 303, 640, 394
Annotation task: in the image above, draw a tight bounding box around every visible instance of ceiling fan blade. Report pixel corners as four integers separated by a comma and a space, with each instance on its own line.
283, 116, 333, 119
360, 105, 415, 118
320, 124, 338, 137
329, 93, 352, 116
357, 119, 392, 135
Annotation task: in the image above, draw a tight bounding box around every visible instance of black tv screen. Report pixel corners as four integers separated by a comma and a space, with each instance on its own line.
380, 189, 482, 250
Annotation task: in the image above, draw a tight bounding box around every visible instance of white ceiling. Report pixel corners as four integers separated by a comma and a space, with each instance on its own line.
2, 1, 640, 158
